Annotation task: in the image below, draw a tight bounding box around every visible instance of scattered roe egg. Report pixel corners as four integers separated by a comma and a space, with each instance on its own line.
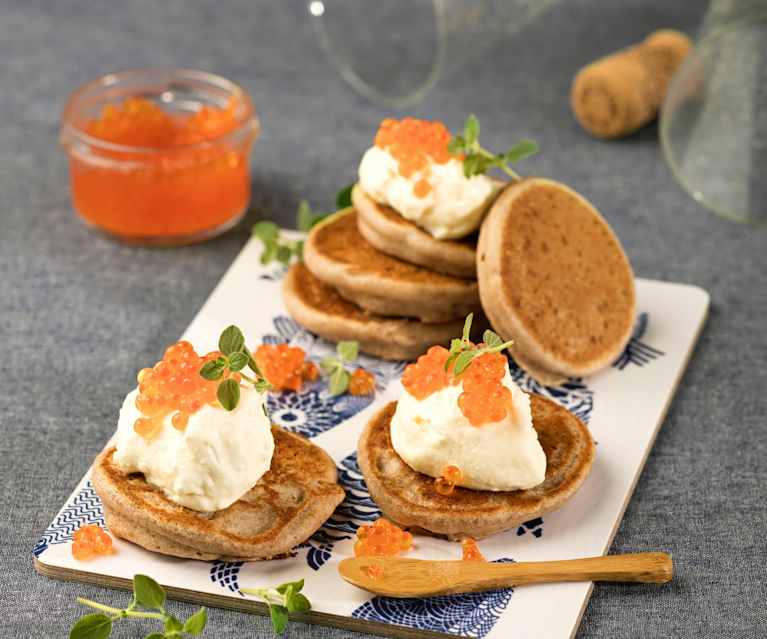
373, 117, 456, 198
254, 343, 314, 392
70, 96, 252, 240
72, 524, 115, 561
355, 518, 413, 558
349, 368, 376, 396
435, 464, 463, 496
402, 346, 513, 426
461, 538, 486, 562
134, 341, 234, 441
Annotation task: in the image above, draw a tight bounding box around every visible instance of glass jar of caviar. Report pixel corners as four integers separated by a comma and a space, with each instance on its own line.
60, 68, 260, 245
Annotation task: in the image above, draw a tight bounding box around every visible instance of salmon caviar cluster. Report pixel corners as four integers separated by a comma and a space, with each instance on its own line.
461, 538, 486, 562
435, 464, 463, 496
374, 117, 457, 198
255, 343, 317, 392
349, 368, 376, 396
402, 346, 512, 426
354, 518, 413, 558
71, 525, 115, 561
365, 563, 385, 580
86, 96, 240, 147
457, 351, 513, 426
134, 341, 235, 440
401, 346, 457, 400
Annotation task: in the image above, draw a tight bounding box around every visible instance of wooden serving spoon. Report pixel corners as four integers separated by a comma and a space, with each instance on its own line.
339, 553, 673, 598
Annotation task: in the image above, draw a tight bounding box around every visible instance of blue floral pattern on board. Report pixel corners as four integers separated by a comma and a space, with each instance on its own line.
33, 480, 105, 557
263, 315, 405, 439
517, 517, 544, 538
352, 559, 514, 639
302, 452, 381, 570
209, 560, 245, 595
613, 312, 664, 370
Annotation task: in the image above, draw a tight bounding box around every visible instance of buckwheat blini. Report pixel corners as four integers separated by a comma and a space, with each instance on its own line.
477, 178, 636, 385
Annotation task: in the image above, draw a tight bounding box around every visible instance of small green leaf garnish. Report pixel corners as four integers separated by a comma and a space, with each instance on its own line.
70, 575, 207, 639
241, 579, 311, 635
335, 183, 354, 209
319, 340, 360, 396
445, 314, 514, 375
133, 575, 166, 611
216, 378, 241, 411
448, 114, 538, 180
198, 325, 272, 411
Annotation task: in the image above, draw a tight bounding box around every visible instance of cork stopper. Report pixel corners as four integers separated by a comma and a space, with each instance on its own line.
570, 29, 692, 139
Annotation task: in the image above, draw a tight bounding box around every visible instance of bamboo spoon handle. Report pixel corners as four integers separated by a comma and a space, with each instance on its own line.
489, 552, 673, 586
338, 553, 673, 597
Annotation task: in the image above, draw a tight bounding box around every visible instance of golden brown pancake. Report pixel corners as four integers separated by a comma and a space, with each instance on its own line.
283, 262, 476, 361
303, 209, 480, 323
477, 178, 635, 381
92, 427, 345, 561
352, 185, 478, 278
357, 396, 595, 540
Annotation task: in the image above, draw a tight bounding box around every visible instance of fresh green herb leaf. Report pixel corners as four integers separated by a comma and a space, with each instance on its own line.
254, 378, 271, 393
260, 240, 278, 265
217, 378, 240, 411
182, 608, 207, 635
453, 350, 477, 375
335, 183, 354, 209
275, 244, 293, 265
328, 366, 350, 396
163, 615, 183, 633
449, 338, 463, 353
287, 592, 311, 613
269, 605, 289, 635
227, 351, 249, 372
133, 575, 166, 611
448, 114, 538, 180
505, 139, 539, 164
199, 359, 226, 381
69, 614, 112, 639
276, 579, 304, 595
462, 313, 474, 342
319, 356, 338, 375
483, 329, 503, 348
337, 340, 359, 363
296, 200, 315, 232
252, 221, 280, 244
463, 114, 479, 147
219, 325, 245, 355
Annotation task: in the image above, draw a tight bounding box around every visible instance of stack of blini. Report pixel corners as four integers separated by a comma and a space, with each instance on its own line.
284, 117, 637, 384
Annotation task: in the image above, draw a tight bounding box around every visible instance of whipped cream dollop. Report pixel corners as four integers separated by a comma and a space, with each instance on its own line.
358, 146, 501, 240
113, 386, 274, 511
390, 368, 546, 491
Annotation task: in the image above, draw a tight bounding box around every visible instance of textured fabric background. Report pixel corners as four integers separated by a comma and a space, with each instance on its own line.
1, 1, 766, 637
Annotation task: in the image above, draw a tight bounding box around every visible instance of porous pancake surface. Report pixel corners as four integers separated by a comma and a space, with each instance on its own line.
92, 426, 345, 560
357, 396, 595, 539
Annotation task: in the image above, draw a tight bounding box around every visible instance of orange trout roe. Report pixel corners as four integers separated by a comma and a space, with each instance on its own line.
254, 343, 316, 392
71, 525, 115, 561
349, 368, 376, 396
435, 465, 463, 496
401, 346, 456, 400
366, 563, 385, 580
374, 117, 456, 198
355, 518, 413, 558
461, 538, 486, 562
134, 341, 235, 440
402, 346, 513, 426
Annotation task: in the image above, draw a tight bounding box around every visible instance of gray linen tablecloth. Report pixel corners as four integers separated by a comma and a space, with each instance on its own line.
1, 1, 765, 637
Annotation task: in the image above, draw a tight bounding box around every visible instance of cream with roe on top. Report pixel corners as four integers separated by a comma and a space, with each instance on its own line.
357, 117, 501, 240
390, 315, 547, 492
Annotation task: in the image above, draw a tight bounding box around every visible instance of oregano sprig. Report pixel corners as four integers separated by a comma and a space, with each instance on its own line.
70, 574, 207, 639
240, 579, 311, 635
199, 325, 271, 411
445, 313, 514, 375
447, 114, 538, 180
319, 340, 359, 396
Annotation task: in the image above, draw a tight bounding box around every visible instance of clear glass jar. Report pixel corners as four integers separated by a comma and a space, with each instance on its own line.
60, 68, 260, 245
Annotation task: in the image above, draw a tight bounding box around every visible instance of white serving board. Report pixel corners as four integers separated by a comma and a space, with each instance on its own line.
34, 235, 709, 639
